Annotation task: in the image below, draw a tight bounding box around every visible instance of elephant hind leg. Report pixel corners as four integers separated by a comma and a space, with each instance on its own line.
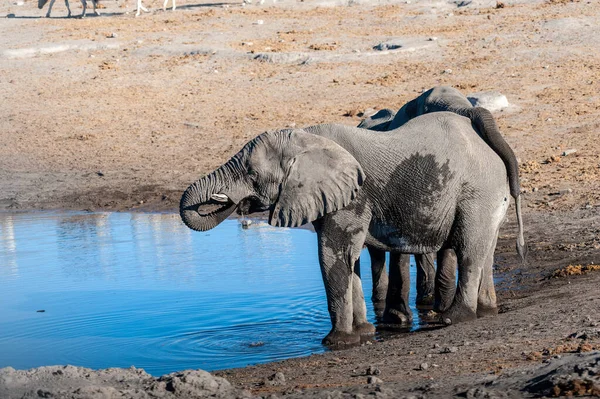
415, 253, 436, 309
442, 227, 500, 325
368, 246, 388, 316
434, 249, 457, 313
477, 234, 499, 317
383, 253, 412, 325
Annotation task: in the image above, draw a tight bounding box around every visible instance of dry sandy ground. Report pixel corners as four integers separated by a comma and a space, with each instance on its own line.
1, 0, 600, 396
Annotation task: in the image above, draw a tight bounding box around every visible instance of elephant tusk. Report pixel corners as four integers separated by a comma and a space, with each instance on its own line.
210, 193, 230, 203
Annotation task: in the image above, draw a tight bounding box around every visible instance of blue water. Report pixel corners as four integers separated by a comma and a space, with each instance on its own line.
0, 212, 420, 376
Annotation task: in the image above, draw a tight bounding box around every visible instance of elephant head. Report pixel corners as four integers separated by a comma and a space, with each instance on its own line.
180, 128, 365, 232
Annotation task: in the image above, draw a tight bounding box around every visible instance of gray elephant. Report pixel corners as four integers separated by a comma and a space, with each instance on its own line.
358, 86, 526, 323
180, 112, 515, 346
390, 86, 525, 261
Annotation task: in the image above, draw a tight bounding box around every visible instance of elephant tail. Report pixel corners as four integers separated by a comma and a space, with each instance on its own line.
463, 107, 527, 261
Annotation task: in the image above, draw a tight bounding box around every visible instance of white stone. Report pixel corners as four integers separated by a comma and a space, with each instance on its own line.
467, 91, 510, 112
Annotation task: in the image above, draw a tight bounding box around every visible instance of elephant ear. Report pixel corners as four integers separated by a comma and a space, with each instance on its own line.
269, 130, 365, 228
388, 97, 419, 130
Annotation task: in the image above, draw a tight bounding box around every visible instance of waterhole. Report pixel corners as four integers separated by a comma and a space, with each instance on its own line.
0, 212, 425, 376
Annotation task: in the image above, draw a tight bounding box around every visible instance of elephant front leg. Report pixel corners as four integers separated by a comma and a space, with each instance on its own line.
383, 253, 412, 325
434, 249, 457, 313
352, 258, 376, 337
317, 220, 373, 346
415, 253, 435, 309
367, 246, 388, 316
319, 256, 359, 346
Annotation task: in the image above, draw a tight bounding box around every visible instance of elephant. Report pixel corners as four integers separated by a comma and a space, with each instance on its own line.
389, 86, 526, 262
180, 112, 516, 346
357, 86, 526, 323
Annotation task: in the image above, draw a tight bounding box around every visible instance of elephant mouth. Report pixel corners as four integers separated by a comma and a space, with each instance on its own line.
196, 197, 237, 217
235, 196, 270, 216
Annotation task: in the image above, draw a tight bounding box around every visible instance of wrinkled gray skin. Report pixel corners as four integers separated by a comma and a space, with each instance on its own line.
180, 113, 510, 346
359, 86, 527, 321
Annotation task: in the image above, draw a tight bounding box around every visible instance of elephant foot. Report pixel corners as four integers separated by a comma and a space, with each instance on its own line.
322, 329, 361, 347
476, 305, 499, 318
441, 304, 477, 326
354, 322, 376, 336
416, 294, 435, 310
383, 308, 412, 326
434, 299, 453, 314
372, 300, 386, 317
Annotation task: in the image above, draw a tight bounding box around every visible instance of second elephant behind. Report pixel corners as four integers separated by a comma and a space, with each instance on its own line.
359, 86, 526, 324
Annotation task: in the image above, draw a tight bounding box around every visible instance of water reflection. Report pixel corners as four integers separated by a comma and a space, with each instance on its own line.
0, 212, 420, 376
0, 214, 18, 277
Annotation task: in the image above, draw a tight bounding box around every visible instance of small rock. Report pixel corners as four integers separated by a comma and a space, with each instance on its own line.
97, 171, 105, 177
367, 376, 383, 384
532, 187, 539, 192
562, 149, 577, 156
265, 372, 286, 386
253, 20, 264, 25
241, 219, 252, 228
433, 343, 440, 348
366, 366, 381, 376
419, 363, 429, 371
467, 91, 509, 112
373, 40, 403, 51
428, 37, 438, 41
106, 32, 117, 38
443, 68, 453, 74
443, 346, 459, 353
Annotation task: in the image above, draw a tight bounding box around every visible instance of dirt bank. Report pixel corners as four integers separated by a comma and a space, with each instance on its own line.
1, 0, 600, 396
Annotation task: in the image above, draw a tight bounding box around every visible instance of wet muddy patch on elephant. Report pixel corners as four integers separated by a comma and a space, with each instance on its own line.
369, 152, 455, 249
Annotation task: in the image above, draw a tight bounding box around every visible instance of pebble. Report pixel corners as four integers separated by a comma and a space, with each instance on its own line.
265, 371, 286, 386
419, 363, 429, 371
366, 366, 381, 375
367, 376, 383, 384
562, 149, 577, 156
254, 20, 264, 25
467, 91, 509, 112
373, 41, 403, 51
428, 37, 438, 41
443, 346, 459, 353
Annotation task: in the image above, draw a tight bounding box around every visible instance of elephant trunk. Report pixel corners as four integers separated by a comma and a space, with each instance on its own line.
180, 161, 245, 232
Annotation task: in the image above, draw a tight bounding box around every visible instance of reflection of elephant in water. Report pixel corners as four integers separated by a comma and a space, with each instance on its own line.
359, 86, 526, 323
181, 113, 516, 346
